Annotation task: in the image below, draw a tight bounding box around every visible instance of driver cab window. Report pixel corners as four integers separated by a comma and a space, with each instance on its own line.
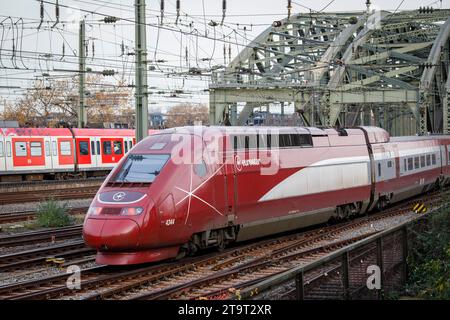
194, 160, 208, 178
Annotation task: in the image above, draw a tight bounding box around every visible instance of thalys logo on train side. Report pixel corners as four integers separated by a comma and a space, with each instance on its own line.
234, 155, 261, 172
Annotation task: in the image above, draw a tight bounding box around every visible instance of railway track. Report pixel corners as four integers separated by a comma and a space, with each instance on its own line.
0, 240, 94, 273
0, 188, 445, 300
0, 179, 102, 205
0, 178, 103, 191
0, 187, 98, 205
0, 208, 88, 225
0, 225, 83, 247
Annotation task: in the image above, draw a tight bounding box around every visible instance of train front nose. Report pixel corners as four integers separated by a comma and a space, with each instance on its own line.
83, 218, 141, 250
82, 190, 152, 251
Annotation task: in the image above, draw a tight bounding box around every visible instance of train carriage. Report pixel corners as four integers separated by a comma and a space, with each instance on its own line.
82, 126, 450, 265
0, 128, 74, 180
0, 127, 157, 182
71, 129, 136, 172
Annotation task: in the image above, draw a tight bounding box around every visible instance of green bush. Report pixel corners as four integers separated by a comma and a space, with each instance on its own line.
37, 199, 75, 228
406, 200, 450, 300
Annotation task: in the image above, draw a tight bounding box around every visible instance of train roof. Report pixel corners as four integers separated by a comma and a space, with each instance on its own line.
0, 127, 72, 137
72, 128, 135, 137
0, 128, 159, 137
153, 126, 390, 143
391, 135, 450, 142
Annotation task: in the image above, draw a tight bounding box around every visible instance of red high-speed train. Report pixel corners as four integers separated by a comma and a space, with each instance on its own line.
83, 126, 450, 265
0, 128, 158, 182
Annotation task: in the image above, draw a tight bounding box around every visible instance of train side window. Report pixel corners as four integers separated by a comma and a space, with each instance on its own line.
91, 141, 96, 155
387, 160, 393, 168
125, 141, 129, 153
0, 141, 3, 157
426, 154, 431, 166
60, 141, 72, 156
79, 141, 89, 156
113, 141, 123, 154
6, 141, 11, 157
420, 156, 425, 168
377, 163, 381, 177
30, 142, 42, 157
242, 135, 258, 150
258, 134, 266, 149
194, 160, 207, 178
448, 151, 450, 163
408, 158, 413, 171
103, 141, 112, 155
52, 141, 57, 156
279, 134, 291, 148
403, 159, 407, 172
129, 141, 132, 150
414, 157, 420, 169
266, 134, 272, 149
292, 134, 313, 147
232, 136, 238, 151
96, 141, 100, 155
15, 142, 27, 157
432, 154, 436, 165
45, 141, 50, 156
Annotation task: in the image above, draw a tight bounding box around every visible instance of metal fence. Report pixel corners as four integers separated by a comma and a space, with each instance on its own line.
238, 219, 425, 300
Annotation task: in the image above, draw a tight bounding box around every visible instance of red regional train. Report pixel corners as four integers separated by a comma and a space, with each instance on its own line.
0, 128, 158, 182
83, 126, 450, 265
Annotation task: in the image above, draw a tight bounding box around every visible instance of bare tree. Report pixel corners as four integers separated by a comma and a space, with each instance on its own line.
1, 76, 135, 127
165, 103, 209, 128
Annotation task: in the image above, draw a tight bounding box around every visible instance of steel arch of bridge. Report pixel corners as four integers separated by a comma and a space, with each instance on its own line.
209, 9, 450, 136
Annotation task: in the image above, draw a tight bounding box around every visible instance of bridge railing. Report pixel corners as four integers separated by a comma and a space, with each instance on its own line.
236, 216, 429, 300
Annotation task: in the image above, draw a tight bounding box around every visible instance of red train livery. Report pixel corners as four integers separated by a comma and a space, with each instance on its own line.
83, 126, 450, 265
0, 128, 157, 181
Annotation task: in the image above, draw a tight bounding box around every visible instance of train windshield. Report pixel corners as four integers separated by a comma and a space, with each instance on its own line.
113, 154, 170, 183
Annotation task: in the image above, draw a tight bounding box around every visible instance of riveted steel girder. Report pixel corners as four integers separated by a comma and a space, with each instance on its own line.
210, 9, 450, 136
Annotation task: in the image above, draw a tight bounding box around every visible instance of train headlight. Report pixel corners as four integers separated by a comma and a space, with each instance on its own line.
87, 207, 102, 216
120, 207, 144, 216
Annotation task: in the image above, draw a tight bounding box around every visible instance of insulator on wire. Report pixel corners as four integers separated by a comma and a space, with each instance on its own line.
52, 0, 60, 28
175, 0, 180, 25
102, 69, 115, 76
287, 0, 292, 18
160, 0, 165, 25
221, 0, 226, 26
120, 40, 125, 56
38, 0, 44, 29
228, 44, 231, 62
104, 16, 119, 23
223, 44, 227, 64
92, 41, 95, 59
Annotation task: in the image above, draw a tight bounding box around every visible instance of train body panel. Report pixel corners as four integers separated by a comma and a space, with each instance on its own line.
0, 134, 5, 173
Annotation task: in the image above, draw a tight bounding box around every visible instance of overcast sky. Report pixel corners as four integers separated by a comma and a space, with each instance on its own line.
0, 0, 448, 113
